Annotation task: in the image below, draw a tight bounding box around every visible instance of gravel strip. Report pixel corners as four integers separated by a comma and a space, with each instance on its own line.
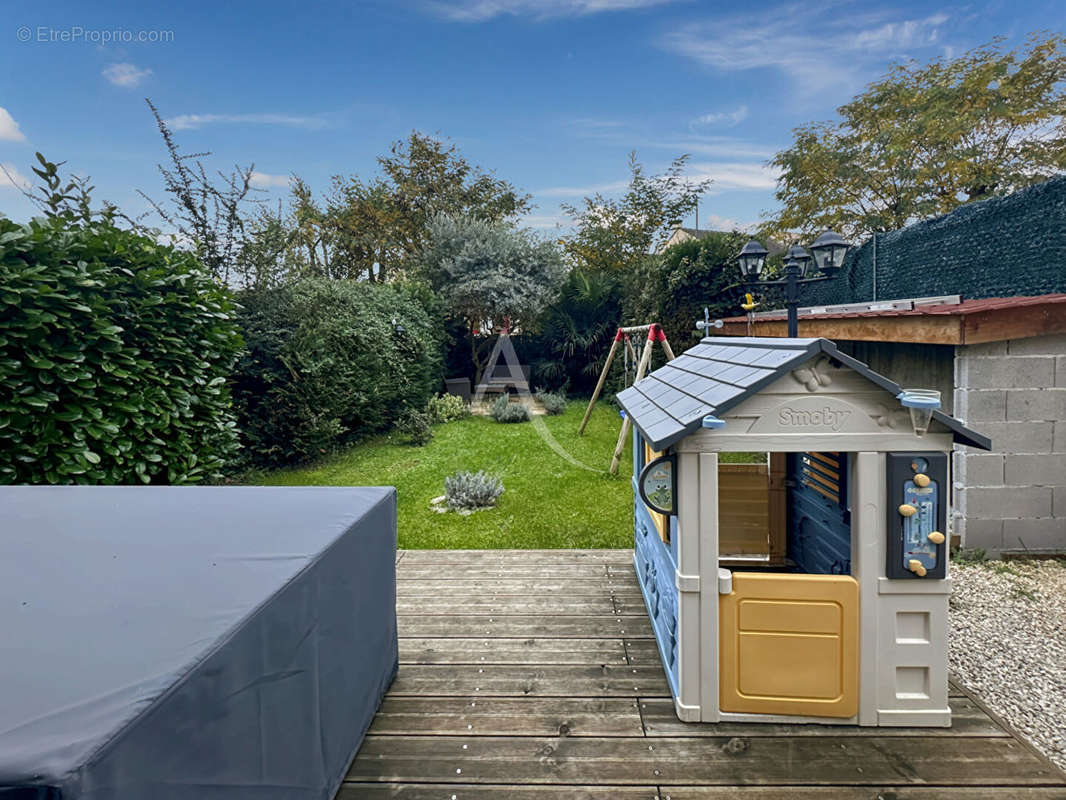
950, 559, 1066, 771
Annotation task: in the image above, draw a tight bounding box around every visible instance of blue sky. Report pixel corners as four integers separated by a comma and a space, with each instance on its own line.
0, 0, 1059, 234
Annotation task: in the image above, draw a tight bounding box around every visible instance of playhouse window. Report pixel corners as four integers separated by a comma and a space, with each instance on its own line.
717, 453, 781, 561
642, 441, 670, 543
718, 451, 853, 575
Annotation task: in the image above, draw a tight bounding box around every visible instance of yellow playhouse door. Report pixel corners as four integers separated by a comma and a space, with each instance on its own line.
720, 572, 858, 718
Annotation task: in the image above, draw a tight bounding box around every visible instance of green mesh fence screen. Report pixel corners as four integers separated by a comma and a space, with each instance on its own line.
798, 175, 1066, 307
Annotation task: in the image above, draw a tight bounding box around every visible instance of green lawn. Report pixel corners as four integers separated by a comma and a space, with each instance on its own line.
256, 402, 637, 549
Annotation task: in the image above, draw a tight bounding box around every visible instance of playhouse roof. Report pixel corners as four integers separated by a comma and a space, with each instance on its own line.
616, 336, 991, 452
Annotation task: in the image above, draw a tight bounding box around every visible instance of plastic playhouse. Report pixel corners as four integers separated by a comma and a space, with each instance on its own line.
616, 336, 991, 727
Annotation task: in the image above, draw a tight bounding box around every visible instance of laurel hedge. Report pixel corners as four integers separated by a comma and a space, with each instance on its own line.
232, 279, 443, 467
0, 217, 243, 484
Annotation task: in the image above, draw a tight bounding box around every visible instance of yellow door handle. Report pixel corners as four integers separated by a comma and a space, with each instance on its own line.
927, 531, 945, 545
899, 504, 917, 517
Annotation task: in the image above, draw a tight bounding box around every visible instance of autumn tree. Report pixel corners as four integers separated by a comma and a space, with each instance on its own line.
562, 153, 710, 273
770, 33, 1066, 239
326, 132, 532, 282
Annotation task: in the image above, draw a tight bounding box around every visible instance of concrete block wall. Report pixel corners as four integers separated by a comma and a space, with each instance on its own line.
954, 335, 1066, 554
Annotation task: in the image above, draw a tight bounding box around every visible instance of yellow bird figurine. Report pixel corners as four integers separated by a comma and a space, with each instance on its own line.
741, 293, 758, 312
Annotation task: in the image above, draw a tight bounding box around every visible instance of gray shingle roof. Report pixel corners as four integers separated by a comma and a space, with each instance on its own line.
616, 336, 991, 451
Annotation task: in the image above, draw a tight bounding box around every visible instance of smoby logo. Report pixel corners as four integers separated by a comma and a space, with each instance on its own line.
778, 406, 851, 431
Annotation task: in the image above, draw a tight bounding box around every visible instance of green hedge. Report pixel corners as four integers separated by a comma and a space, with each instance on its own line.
232, 279, 443, 467
0, 217, 242, 484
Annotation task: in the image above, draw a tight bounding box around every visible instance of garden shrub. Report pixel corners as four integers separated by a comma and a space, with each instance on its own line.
398, 408, 433, 446
426, 392, 469, 424
490, 395, 529, 423
0, 216, 242, 484
444, 469, 504, 510
232, 279, 443, 466
535, 389, 566, 415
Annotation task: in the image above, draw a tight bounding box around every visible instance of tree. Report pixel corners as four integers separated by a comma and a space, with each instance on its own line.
235, 202, 292, 289
286, 176, 335, 278
562, 153, 710, 273
770, 33, 1066, 239
628, 232, 772, 345
326, 175, 402, 282
420, 213, 566, 380
532, 267, 623, 393
140, 100, 263, 285
326, 132, 532, 282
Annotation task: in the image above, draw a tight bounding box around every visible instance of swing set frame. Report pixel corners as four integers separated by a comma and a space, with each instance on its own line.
577, 323, 675, 474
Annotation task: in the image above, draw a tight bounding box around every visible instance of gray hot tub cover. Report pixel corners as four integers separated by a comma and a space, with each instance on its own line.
0, 486, 398, 800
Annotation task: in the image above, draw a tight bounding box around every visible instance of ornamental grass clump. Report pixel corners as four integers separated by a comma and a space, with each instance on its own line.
490, 395, 529, 423
535, 389, 566, 415
444, 470, 504, 511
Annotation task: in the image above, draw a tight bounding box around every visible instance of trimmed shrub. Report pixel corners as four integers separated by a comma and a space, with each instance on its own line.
232, 279, 443, 466
427, 392, 469, 424
535, 389, 566, 415
490, 395, 529, 423
398, 408, 433, 446
0, 216, 242, 484
444, 470, 504, 510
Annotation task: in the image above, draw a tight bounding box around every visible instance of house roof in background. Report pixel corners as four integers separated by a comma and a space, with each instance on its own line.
615, 336, 991, 451
665, 227, 787, 255
717, 294, 1066, 344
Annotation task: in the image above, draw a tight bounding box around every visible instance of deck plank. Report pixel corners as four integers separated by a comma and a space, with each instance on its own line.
396, 565, 615, 579
397, 614, 655, 639
338, 785, 661, 799
347, 734, 1059, 786
640, 697, 1006, 737
397, 579, 641, 596
389, 664, 671, 697
395, 597, 631, 615
659, 790, 1066, 799
399, 637, 630, 665
369, 696, 645, 737
342, 549, 1066, 797
340, 787, 1066, 800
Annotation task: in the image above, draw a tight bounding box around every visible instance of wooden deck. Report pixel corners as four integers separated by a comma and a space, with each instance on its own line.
343, 550, 1066, 799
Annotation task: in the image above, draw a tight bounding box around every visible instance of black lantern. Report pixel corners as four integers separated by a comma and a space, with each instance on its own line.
783, 244, 812, 277
810, 230, 850, 276
737, 239, 769, 280
735, 232, 849, 338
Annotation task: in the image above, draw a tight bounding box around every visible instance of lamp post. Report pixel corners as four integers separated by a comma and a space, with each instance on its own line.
737, 231, 851, 337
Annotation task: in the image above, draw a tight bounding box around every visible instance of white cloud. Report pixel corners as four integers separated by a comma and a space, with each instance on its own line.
0, 162, 31, 190
249, 171, 290, 188
699, 212, 757, 232
533, 161, 779, 203
428, 0, 675, 22
520, 213, 570, 230
164, 113, 326, 131
102, 62, 153, 88
691, 106, 749, 128
563, 116, 775, 160
687, 161, 781, 191
533, 179, 630, 198
0, 107, 25, 142
660, 138, 776, 159
660, 4, 951, 93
